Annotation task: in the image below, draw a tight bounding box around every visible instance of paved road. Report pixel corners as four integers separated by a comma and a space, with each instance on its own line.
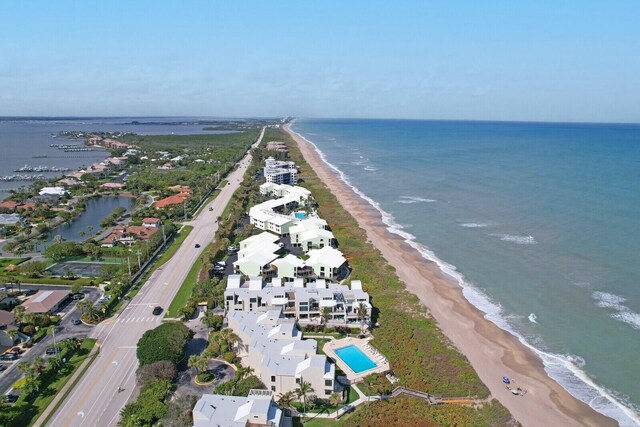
45, 127, 264, 427
0, 284, 100, 395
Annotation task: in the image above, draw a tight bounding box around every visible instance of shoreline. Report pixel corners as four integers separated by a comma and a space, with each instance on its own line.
284, 124, 618, 427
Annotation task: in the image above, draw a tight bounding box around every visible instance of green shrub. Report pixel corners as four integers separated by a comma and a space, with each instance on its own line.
137, 322, 193, 366
223, 351, 236, 364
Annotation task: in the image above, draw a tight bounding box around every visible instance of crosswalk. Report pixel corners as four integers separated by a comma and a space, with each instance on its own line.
116, 316, 162, 323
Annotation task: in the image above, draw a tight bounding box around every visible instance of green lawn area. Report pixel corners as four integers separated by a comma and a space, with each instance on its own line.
164, 241, 212, 317
0, 257, 29, 269
3, 338, 97, 427
128, 225, 194, 299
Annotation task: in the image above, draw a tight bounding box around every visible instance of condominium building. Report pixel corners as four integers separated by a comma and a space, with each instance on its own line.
228, 310, 336, 397
192, 389, 283, 427
264, 157, 297, 185
225, 276, 370, 327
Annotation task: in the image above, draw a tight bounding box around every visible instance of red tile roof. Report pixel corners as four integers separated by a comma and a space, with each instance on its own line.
0, 201, 18, 210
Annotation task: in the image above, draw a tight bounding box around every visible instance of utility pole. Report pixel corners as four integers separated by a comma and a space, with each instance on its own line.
183, 202, 187, 221
161, 223, 166, 244
52, 326, 58, 358
127, 256, 131, 276
136, 249, 142, 269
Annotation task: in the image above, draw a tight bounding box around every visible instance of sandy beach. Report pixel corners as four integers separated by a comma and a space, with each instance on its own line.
284, 124, 618, 427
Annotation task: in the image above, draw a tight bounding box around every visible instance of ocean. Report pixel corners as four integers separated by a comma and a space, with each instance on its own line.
0, 117, 234, 193
290, 119, 640, 426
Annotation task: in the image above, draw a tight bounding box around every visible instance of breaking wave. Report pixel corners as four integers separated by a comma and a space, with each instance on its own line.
460, 222, 491, 228
491, 233, 537, 245
395, 196, 436, 204
528, 313, 538, 323
593, 291, 640, 331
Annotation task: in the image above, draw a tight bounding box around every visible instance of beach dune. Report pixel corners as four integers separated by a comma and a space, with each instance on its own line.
284, 124, 618, 427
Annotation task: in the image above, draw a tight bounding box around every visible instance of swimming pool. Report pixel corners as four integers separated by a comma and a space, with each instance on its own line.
294, 212, 307, 219
334, 345, 377, 374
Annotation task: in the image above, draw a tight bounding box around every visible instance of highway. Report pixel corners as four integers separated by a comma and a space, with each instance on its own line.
44, 127, 264, 427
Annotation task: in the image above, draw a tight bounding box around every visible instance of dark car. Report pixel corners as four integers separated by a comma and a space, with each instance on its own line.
0, 354, 18, 361
4, 394, 18, 404
72, 318, 81, 325
152, 306, 163, 316
45, 346, 60, 355
0, 364, 7, 372
194, 243, 201, 248
23, 289, 37, 296
72, 293, 84, 300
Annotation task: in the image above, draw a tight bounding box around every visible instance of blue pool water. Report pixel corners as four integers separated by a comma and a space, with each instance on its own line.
295, 212, 307, 219
334, 345, 377, 374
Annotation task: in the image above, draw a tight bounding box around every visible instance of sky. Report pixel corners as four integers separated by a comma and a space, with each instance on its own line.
1, 1, 639, 123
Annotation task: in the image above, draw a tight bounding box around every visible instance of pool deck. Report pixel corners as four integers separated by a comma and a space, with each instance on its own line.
324, 337, 390, 382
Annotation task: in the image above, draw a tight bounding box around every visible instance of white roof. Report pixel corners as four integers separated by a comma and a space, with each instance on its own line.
38, 186, 68, 196
240, 232, 280, 248
192, 392, 282, 427
306, 246, 346, 268
273, 254, 306, 268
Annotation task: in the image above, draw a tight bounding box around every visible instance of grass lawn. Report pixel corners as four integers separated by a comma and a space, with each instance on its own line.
0, 257, 29, 269
3, 338, 97, 427
128, 225, 193, 299
164, 241, 212, 317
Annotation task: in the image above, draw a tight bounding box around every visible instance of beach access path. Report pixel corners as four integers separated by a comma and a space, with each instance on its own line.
284, 124, 617, 427
42, 127, 265, 427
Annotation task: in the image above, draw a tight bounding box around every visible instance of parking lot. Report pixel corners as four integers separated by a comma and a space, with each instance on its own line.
0, 284, 100, 395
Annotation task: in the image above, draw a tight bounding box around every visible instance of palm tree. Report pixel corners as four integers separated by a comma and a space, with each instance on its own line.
220, 329, 239, 352
328, 391, 342, 408
188, 354, 209, 379
356, 302, 369, 335
236, 366, 254, 381
295, 380, 314, 413
321, 307, 331, 326
7, 329, 18, 345
277, 391, 295, 415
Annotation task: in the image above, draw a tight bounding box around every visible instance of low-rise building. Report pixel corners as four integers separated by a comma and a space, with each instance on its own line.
228, 310, 336, 397
38, 186, 68, 196
0, 213, 24, 226
306, 247, 348, 280
0, 310, 17, 349
22, 290, 69, 314
101, 225, 159, 247
142, 217, 161, 228
225, 276, 370, 326
192, 390, 283, 427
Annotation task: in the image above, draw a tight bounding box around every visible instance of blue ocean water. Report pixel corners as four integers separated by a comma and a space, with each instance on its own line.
291, 119, 640, 426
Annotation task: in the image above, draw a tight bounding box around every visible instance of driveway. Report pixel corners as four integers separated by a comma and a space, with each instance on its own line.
174, 359, 235, 399
0, 284, 99, 395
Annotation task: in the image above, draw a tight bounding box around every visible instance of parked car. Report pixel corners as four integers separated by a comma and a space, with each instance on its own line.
72, 318, 81, 325
72, 293, 84, 300
23, 289, 37, 296
0, 364, 7, 372
0, 354, 18, 361
9, 347, 22, 354
152, 306, 162, 316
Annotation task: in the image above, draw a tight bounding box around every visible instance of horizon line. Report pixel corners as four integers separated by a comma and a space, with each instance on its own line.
1, 115, 639, 126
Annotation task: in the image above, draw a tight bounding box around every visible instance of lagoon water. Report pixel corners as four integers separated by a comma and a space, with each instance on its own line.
291, 119, 640, 425
0, 117, 234, 193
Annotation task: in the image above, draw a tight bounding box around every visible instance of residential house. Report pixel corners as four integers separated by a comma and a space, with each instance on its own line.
0, 201, 19, 212
101, 225, 159, 247
0, 310, 17, 350
142, 217, 161, 228
38, 186, 68, 196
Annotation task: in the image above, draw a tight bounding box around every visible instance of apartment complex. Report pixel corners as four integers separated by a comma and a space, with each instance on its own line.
225, 276, 370, 327
264, 157, 297, 185
228, 310, 336, 397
